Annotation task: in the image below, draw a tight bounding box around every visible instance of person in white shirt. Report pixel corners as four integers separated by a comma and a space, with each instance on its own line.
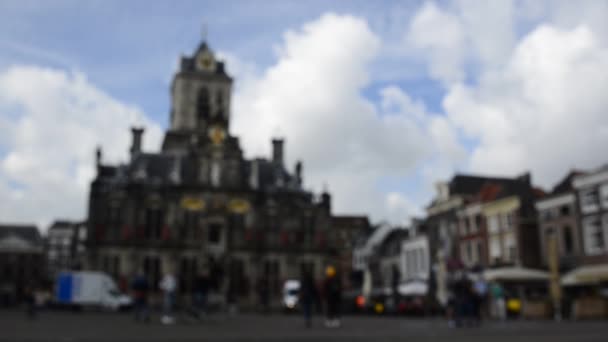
159, 272, 177, 324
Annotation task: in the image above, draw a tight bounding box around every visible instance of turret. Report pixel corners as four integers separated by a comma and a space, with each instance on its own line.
130, 127, 144, 159
272, 138, 284, 166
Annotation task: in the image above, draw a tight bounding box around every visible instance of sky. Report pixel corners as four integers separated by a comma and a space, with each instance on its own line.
1, 0, 607, 231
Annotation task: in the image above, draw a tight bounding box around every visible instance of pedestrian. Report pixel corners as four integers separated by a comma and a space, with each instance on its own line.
191, 271, 209, 319
24, 282, 37, 320
159, 270, 177, 325
226, 276, 238, 316
300, 271, 318, 328
472, 275, 488, 325
131, 270, 150, 323
490, 282, 506, 321
257, 277, 270, 314
450, 271, 473, 327
323, 265, 342, 328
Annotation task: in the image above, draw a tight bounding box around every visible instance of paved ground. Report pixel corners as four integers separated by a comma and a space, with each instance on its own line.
2, 310, 608, 342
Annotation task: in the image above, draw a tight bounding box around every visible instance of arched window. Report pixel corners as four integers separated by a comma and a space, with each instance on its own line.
197, 87, 210, 120
215, 90, 224, 118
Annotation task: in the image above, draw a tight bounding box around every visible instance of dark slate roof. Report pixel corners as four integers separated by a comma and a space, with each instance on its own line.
449, 174, 521, 196
48, 220, 84, 231
428, 174, 529, 209
378, 229, 409, 257
331, 216, 370, 229
0, 225, 42, 244
551, 170, 586, 195
130, 153, 174, 181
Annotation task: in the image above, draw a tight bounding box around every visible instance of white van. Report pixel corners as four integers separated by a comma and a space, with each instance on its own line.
55, 271, 132, 311
282, 280, 301, 311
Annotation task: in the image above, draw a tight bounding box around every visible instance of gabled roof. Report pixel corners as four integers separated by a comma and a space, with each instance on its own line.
0, 224, 41, 244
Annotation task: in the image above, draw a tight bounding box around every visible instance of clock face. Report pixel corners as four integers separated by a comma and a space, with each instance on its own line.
208, 125, 226, 146
198, 52, 215, 71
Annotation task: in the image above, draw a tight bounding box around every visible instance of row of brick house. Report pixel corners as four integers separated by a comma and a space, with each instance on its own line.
415, 167, 608, 318
354, 166, 608, 318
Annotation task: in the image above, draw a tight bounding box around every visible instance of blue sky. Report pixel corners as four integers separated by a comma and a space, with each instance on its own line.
1, 0, 607, 229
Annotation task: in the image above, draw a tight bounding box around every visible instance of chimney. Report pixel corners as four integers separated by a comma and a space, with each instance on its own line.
130, 127, 144, 158
518, 172, 531, 185
249, 160, 259, 189
295, 161, 303, 186
321, 183, 331, 213
272, 138, 284, 166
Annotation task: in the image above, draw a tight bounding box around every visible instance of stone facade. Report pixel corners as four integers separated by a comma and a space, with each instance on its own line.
86, 39, 334, 306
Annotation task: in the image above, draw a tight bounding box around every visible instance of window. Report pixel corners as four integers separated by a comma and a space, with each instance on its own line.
460, 243, 468, 265
208, 224, 222, 244
215, 90, 224, 117
542, 209, 554, 222
211, 162, 221, 187
143, 256, 161, 290
560, 205, 571, 217
179, 257, 197, 293
459, 218, 468, 237
469, 216, 478, 234
580, 188, 600, 213
563, 226, 574, 255
145, 209, 163, 239
504, 212, 514, 230
476, 240, 483, 265
583, 216, 603, 255
197, 87, 210, 120
182, 212, 200, 240
488, 215, 500, 234
601, 184, 608, 209
504, 233, 516, 262
489, 236, 501, 261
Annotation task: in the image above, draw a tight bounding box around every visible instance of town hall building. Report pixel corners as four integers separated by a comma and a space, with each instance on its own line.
86, 38, 335, 306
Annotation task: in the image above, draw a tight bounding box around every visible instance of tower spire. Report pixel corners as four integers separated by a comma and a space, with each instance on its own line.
201, 21, 208, 42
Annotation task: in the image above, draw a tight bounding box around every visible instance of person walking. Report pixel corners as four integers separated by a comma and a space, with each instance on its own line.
131, 270, 151, 323
323, 265, 342, 328
159, 271, 177, 325
472, 275, 488, 325
300, 271, 318, 328
23, 281, 37, 320
257, 277, 270, 314
490, 282, 506, 321
192, 271, 209, 319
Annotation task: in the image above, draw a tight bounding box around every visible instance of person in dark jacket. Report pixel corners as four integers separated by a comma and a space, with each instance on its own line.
300, 271, 318, 328
323, 265, 342, 328
188, 271, 209, 319
23, 281, 37, 320
257, 277, 270, 314
131, 270, 150, 323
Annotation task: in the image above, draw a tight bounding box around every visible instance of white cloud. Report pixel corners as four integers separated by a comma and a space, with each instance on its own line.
230, 13, 457, 223
0, 66, 162, 230
443, 24, 608, 188
407, 2, 466, 85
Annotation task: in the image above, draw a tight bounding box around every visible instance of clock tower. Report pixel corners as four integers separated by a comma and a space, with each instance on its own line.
162, 40, 233, 153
